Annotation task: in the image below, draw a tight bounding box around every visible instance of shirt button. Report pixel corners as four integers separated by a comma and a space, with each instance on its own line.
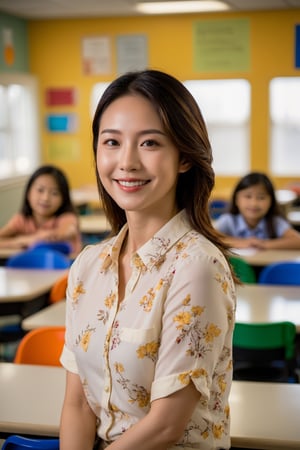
105, 386, 109, 392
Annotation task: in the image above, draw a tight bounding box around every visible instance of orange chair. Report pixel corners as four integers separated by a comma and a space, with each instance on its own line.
49, 273, 68, 303
14, 326, 65, 366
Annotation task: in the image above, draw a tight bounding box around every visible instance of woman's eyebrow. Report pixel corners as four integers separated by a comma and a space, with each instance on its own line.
100, 128, 167, 136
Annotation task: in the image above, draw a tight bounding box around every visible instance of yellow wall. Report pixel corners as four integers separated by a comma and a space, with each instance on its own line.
28, 9, 300, 194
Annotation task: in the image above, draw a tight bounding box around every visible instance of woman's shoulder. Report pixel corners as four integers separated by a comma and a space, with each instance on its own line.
184, 228, 229, 266
71, 236, 114, 268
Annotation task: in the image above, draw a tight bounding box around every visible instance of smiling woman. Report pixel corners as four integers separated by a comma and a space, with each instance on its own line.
59, 69, 236, 450
96, 94, 191, 221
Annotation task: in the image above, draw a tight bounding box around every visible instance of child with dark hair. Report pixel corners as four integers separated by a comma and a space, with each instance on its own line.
214, 172, 300, 249
0, 164, 82, 255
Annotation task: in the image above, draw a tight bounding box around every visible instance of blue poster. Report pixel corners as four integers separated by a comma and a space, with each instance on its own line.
295, 25, 300, 69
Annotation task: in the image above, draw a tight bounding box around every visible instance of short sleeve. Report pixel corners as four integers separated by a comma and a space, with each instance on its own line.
59, 253, 83, 374
60, 344, 78, 373
274, 216, 291, 236
151, 252, 235, 402
3, 213, 25, 234
214, 214, 235, 235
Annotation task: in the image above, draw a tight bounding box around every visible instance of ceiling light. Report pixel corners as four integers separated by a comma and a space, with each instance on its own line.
136, 1, 230, 14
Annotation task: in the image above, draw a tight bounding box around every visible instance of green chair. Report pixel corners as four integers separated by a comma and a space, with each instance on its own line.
229, 256, 256, 284
233, 321, 298, 383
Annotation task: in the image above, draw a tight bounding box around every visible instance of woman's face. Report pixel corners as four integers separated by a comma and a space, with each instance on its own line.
96, 94, 189, 217
236, 183, 272, 227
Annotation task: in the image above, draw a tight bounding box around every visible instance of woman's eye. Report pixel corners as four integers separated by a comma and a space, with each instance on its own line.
104, 139, 119, 146
141, 139, 158, 148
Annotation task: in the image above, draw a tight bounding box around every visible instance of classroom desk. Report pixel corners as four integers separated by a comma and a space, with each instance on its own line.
79, 214, 110, 235
229, 380, 300, 449
22, 284, 300, 332
236, 284, 300, 331
0, 247, 20, 266
22, 300, 66, 330
1, 362, 300, 449
0, 247, 19, 260
231, 248, 300, 267
71, 185, 100, 209
0, 267, 67, 317
0, 268, 67, 303
0, 363, 65, 437
288, 209, 300, 227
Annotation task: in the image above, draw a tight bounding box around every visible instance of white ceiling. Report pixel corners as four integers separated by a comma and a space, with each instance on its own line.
0, 0, 300, 19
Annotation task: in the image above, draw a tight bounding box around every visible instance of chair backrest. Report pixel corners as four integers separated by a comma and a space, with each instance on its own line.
49, 272, 68, 303
258, 261, 300, 285
229, 256, 256, 284
2, 435, 59, 449
209, 199, 228, 219
6, 249, 70, 269
14, 326, 65, 366
233, 321, 296, 360
30, 240, 72, 256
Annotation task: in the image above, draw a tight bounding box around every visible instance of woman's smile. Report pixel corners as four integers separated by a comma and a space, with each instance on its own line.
97, 94, 188, 216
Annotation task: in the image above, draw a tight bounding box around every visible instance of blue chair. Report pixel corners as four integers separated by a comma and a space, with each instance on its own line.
258, 261, 300, 286
2, 435, 59, 449
1, 249, 69, 360
209, 199, 228, 219
6, 249, 71, 270
29, 241, 72, 256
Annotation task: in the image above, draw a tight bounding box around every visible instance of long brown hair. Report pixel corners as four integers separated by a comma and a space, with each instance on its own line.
92, 69, 231, 260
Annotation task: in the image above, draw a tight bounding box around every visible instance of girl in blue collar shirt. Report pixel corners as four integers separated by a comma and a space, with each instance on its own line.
214, 172, 300, 249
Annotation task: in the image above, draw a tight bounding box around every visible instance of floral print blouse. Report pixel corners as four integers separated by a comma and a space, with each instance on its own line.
60, 209, 236, 450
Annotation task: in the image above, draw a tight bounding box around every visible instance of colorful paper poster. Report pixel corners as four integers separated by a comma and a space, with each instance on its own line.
194, 18, 250, 72
295, 24, 300, 69
47, 138, 80, 161
82, 36, 111, 75
46, 114, 78, 133
116, 34, 148, 75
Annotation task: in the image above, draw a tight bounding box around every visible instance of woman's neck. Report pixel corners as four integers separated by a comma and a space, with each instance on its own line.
124, 207, 179, 255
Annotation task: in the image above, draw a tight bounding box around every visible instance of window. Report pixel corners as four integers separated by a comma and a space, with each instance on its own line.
0, 74, 40, 181
183, 79, 251, 175
270, 77, 300, 176
90, 82, 111, 118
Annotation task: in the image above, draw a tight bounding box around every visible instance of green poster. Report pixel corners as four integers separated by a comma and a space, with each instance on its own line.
194, 18, 250, 72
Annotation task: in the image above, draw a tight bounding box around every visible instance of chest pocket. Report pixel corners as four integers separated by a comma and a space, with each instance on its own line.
120, 327, 159, 344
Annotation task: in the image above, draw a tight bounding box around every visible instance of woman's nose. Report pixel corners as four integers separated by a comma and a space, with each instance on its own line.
119, 144, 140, 171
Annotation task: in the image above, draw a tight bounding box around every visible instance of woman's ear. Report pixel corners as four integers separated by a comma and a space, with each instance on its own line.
178, 158, 192, 174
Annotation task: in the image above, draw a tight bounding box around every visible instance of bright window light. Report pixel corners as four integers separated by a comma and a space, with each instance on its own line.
136, 1, 229, 14
0, 75, 40, 180
90, 82, 111, 117
270, 77, 300, 175
184, 79, 250, 176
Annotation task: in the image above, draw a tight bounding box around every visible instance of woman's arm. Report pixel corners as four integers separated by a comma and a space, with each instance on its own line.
60, 371, 98, 450
106, 382, 200, 450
